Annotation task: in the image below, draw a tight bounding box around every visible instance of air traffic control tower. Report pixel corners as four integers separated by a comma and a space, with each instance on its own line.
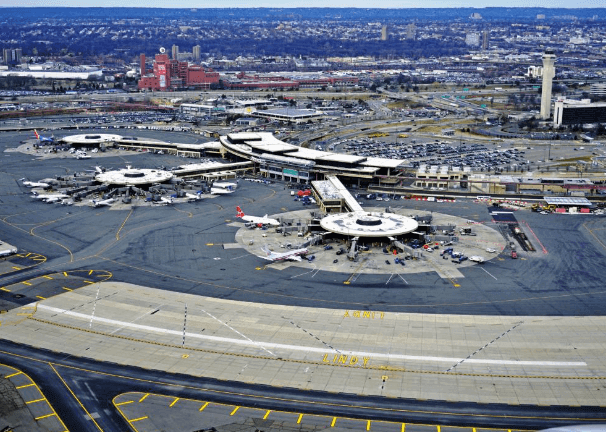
540, 49, 556, 120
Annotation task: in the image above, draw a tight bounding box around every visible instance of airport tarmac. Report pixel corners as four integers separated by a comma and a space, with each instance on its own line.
1, 127, 606, 430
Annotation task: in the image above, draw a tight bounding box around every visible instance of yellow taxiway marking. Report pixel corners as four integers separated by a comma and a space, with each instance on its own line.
139, 393, 149, 403
263, 410, 271, 420
169, 397, 179, 407
230, 406, 240, 416
297, 414, 303, 424
199, 402, 209, 411
116, 400, 134, 406
130, 416, 148, 423
0, 287, 10, 292
34, 413, 56, 421
26, 397, 46, 404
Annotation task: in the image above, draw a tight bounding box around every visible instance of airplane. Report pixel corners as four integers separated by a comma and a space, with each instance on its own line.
90, 198, 116, 207
236, 206, 280, 226
160, 196, 173, 205
21, 178, 50, 188
34, 129, 54, 144
210, 182, 237, 194
260, 245, 308, 262
31, 192, 69, 203
185, 192, 203, 201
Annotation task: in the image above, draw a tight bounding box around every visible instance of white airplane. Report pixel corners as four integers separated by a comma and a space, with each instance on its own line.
21, 178, 50, 188
236, 206, 280, 226
160, 196, 173, 205
211, 182, 237, 194
260, 245, 308, 262
31, 193, 69, 202
90, 198, 116, 207
185, 192, 203, 201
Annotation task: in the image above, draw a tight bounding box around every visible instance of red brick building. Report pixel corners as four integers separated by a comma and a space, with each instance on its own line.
138, 52, 220, 91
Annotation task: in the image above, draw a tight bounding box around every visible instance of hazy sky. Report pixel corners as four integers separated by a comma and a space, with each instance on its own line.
1, 0, 605, 7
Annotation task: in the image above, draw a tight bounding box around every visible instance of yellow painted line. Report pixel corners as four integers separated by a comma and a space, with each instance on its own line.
26, 397, 46, 404
130, 416, 148, 423
33, 258, 45, 261
297, 414, 303, 424
263, 410, 271, 420
83, 280, 94, 284
5, 372, 22, 378
437, 426, 441, 432
25, 253, 31, 257
16, 383, 35, 389
16, 313, 32, 316
401, 424, 406, 432
12, 266, 22, 270
22, 281, 32, 286
116, 400, 134, 406
49, 362, 102, 431
367, 420, 371, 431
36, 296, 46, 300
331, 417, 337, 427
43, 275, 53, 280
230, 406, 240, 416
199, 402, 209, 411
206, 243, 214, 246
35, 413, 56, 420
63, 272, 68, 277
62, 287, 72, 291
1, 287, 10, 292
473, 428, 476, 432
169, 397, 179, 407
88, 270, 94, 276
139, 393, 149, 403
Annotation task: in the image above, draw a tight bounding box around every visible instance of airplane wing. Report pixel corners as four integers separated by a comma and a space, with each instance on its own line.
287, 255, 303, 261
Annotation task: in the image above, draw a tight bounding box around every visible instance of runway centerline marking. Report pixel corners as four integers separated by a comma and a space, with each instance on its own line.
35, 304, 586, 368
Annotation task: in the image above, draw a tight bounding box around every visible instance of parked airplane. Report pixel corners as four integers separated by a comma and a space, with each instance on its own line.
211, 182, 237, 194
90, 198, 116, 207
31, 192, 69, 202
21, 178, 50, 188
236, 206, 280, 226
185, 192, 203, 201
260, 245, 308, 262
34, 129, 54, 143
159, 196, 173, 205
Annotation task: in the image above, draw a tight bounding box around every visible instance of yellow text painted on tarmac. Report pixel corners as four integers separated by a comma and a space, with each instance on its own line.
343, 310, 384, 319
323, 354, 370, 367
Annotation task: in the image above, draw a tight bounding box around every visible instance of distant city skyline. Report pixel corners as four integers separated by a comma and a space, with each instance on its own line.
0, 1, 605, 7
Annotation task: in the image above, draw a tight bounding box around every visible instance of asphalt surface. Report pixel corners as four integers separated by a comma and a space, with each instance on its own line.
2, 129, 606, 318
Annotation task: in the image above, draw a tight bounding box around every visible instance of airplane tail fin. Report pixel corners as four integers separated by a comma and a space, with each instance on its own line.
236, 206, 245, 218
34, 129, 40, 139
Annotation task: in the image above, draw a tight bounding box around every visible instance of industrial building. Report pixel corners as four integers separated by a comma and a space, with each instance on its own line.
138, 50, 220, 91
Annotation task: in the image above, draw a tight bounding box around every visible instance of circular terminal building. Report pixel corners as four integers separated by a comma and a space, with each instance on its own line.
320, 211, 418, 238
61, 133, 123, 146
95, 166, 173, 186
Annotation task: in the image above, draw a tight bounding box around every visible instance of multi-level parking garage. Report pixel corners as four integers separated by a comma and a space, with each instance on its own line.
0, 125, 606, 431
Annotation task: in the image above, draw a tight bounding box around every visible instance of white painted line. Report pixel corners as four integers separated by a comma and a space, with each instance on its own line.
480, 267, 497, 280
201, 308, 276, 357
385, 274, 394, 285
397, 274, 408, 285
36, 304, 586, 368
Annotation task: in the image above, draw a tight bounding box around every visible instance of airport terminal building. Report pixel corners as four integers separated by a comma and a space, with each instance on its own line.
219, 132, 405, 185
